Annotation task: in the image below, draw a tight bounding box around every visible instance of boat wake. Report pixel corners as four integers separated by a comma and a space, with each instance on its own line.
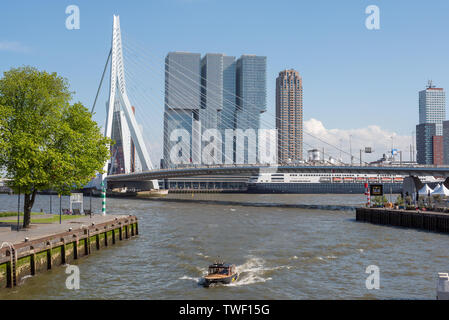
180, 257, 290, 287
227, 257, 289, 287
179, 275, 202, 282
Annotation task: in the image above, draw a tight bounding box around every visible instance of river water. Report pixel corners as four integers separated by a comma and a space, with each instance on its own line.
0, 193, 448, 300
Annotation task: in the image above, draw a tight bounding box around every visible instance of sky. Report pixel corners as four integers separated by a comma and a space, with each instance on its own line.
1, 0, 449, 164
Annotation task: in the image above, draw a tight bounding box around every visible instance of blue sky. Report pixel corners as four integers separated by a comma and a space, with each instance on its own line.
1, 0, 449, 161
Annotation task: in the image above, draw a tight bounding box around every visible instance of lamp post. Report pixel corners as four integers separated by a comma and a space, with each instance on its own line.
101, 180, 106, 216
360, 147, 373, 166
59, 194, 62, 224
349, 135, 353, 165
17, 187, 20, 232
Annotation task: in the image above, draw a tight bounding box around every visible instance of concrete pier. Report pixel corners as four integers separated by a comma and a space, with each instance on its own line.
356, 207, 449, 234
0, 214, 138, 289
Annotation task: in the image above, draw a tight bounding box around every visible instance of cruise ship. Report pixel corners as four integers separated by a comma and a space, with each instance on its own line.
247, 173, 443, 194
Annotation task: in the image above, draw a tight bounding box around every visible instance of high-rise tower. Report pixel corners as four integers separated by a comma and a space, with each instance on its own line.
276, 69, 303, 163
419, 81, 445, 135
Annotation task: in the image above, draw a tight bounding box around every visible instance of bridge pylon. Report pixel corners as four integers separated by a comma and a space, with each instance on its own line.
94, 15, 159, 190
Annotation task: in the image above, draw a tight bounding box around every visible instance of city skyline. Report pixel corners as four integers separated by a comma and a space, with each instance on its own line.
2, 1, 449, 163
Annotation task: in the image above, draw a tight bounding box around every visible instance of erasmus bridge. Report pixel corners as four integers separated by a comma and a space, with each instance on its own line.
88, 15, 449, 192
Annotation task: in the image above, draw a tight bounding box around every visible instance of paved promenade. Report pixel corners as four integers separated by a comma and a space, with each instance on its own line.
0, 214, 129, 246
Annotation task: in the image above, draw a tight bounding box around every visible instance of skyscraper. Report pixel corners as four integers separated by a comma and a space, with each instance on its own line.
163, 52, 201, 167
162, 52, 266, 166
419, 81, 446, 135
416, 123, 436, 165
235, 55, 267, 163
443, 120, 449, 165
235, 55, 267, 130
276, 69, 303, 163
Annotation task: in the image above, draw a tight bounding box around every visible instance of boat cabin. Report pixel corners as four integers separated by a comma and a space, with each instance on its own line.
208, 263, 235, 276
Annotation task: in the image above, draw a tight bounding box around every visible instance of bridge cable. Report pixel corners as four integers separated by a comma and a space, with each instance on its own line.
122, 33, 365, 164
91, 48, 112, 114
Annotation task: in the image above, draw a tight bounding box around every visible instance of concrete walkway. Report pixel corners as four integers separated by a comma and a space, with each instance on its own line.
0, 214, 129, 246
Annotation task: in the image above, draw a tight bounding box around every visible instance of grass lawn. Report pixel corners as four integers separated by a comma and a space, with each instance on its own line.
0, 212, 42, 217
0, 215, 83, 224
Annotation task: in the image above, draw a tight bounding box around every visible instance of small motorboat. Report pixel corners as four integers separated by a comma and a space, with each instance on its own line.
201, 261, 238, 287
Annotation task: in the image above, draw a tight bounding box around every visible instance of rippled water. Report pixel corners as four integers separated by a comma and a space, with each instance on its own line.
0, 193, 448, 299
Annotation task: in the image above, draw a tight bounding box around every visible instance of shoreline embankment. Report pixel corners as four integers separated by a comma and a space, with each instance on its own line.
0, 214, 138, 289
356, 207, 449, 234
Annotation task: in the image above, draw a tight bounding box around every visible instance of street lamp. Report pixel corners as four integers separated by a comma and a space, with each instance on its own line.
349, 135, 353, 165
360, 147, 373, 166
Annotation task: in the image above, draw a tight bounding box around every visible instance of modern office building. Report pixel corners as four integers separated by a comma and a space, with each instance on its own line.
416, 123, 436, 165
419, 81, 446, 136
235, 55, 267, 163
162, 52, 266, 166
200, 54, 238, 164
443, 120, 449, 165
276, 69, 303, 163
219, 56, 237, 140
163, 52, 201, 167
235, 55, 267, 130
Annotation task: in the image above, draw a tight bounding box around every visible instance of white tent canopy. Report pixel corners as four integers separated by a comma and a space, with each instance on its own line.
418, 184, 434, 196
432, 184, 449, 196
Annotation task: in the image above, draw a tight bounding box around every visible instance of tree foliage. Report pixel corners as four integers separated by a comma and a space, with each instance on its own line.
0, 66, 111, 227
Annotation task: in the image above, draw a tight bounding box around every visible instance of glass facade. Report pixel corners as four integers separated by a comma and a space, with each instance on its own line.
416, 123, 436, 165
235, 55, 267, 163
443, 120, 449, 165
219, 56, 237, 135
162, 52, 266, 166
419, 85, 445, 136
163, 52, 201, 167
236, 55, 267, 130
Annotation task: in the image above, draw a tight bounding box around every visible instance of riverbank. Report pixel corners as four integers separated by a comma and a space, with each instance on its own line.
0, 214, 138, 289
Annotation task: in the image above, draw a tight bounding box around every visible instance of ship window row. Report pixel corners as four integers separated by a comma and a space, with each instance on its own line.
276, 174, 401, 177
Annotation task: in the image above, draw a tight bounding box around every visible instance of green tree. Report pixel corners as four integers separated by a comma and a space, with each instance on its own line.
0, 66, 111, 228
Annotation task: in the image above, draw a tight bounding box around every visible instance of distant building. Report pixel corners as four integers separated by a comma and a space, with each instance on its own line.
419, 81, 445, 136
276, 69, 303, 163
432, 136, 444, 165
416, 123, 436, 165
443, 120, 449, 165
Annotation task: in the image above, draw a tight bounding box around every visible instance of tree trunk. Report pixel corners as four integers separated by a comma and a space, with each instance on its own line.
23, 189, 37, 228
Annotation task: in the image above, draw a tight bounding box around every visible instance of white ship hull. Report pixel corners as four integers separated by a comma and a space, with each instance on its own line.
247, 173, 443, 194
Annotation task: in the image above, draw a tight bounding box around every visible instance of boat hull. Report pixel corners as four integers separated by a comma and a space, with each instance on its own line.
202, 273, 238, 287
247, 182, 403, 194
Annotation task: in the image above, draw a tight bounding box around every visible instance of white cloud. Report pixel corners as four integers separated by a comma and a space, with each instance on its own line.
0, 41, 30, 53
303, 118, 414, 163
